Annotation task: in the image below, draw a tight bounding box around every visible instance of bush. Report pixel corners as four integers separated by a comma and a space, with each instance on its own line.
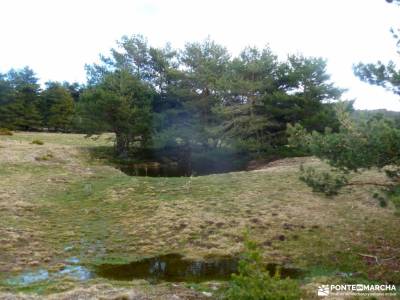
387, 186, 400, 211
299, 165, 348, 196
0, 128, 13, 136
31, 139, 44, 145
35, 152, 54, 161
224, 235, 301, 300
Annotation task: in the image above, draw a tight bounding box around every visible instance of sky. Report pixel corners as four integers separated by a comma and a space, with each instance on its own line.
1, 0, 400, 110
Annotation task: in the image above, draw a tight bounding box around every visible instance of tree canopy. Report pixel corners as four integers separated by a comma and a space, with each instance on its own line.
354, 0, 400, 94
81, 35, 344, 156
288, 0, 400, 197
0, 68, 78, 131
1, 35, 346, 159
80, 70, 153, 156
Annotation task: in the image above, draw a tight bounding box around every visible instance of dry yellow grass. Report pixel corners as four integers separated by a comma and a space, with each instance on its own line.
1, 132, 400, 299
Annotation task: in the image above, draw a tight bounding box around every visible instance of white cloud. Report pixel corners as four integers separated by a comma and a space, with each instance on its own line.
0, 0, 399, 110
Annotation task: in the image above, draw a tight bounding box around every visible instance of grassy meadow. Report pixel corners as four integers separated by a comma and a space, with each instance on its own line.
0, 132, 399, 299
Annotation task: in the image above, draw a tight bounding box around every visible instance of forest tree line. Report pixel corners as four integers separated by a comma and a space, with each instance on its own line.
0, 36, 351, 158
0, 68, 80, 132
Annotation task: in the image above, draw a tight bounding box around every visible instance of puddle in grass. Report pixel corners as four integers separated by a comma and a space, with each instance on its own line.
6, 254, 304, 286
6, 257, 92, 286
57, 265, 91, 281
6, 270, 50, 285
95, 253, 305, 282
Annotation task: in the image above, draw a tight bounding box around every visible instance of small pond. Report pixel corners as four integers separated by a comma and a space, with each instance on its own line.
117, 158, 248, 177
94, 254, 305, 282
115, 147, 250, 177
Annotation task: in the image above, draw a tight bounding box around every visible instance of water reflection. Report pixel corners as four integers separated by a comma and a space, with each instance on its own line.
95, 253, 305, 282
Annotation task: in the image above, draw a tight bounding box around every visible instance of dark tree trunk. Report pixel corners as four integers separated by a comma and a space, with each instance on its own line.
115, 132, 130, 158
183, 142, 192, 176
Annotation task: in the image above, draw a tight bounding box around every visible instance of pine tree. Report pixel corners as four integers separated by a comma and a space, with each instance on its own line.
41, 82, 75, 131
0, 67, 42, 130
80, 70, 154, 156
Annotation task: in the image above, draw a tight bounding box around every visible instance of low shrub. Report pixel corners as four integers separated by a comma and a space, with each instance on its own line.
387, 185, 400, 212
31, 139, 44, 145
299, 165, 348, 196
0, 128, 13, 136
224, 234, 301, 300
373, 192, 388, 207
35, 152, 54, 161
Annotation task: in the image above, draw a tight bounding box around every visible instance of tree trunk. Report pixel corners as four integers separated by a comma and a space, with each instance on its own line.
115, 132, 129, 158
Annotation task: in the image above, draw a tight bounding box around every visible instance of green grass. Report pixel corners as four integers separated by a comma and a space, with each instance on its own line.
1, 132, 400, 298
2, 131, 114, 147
